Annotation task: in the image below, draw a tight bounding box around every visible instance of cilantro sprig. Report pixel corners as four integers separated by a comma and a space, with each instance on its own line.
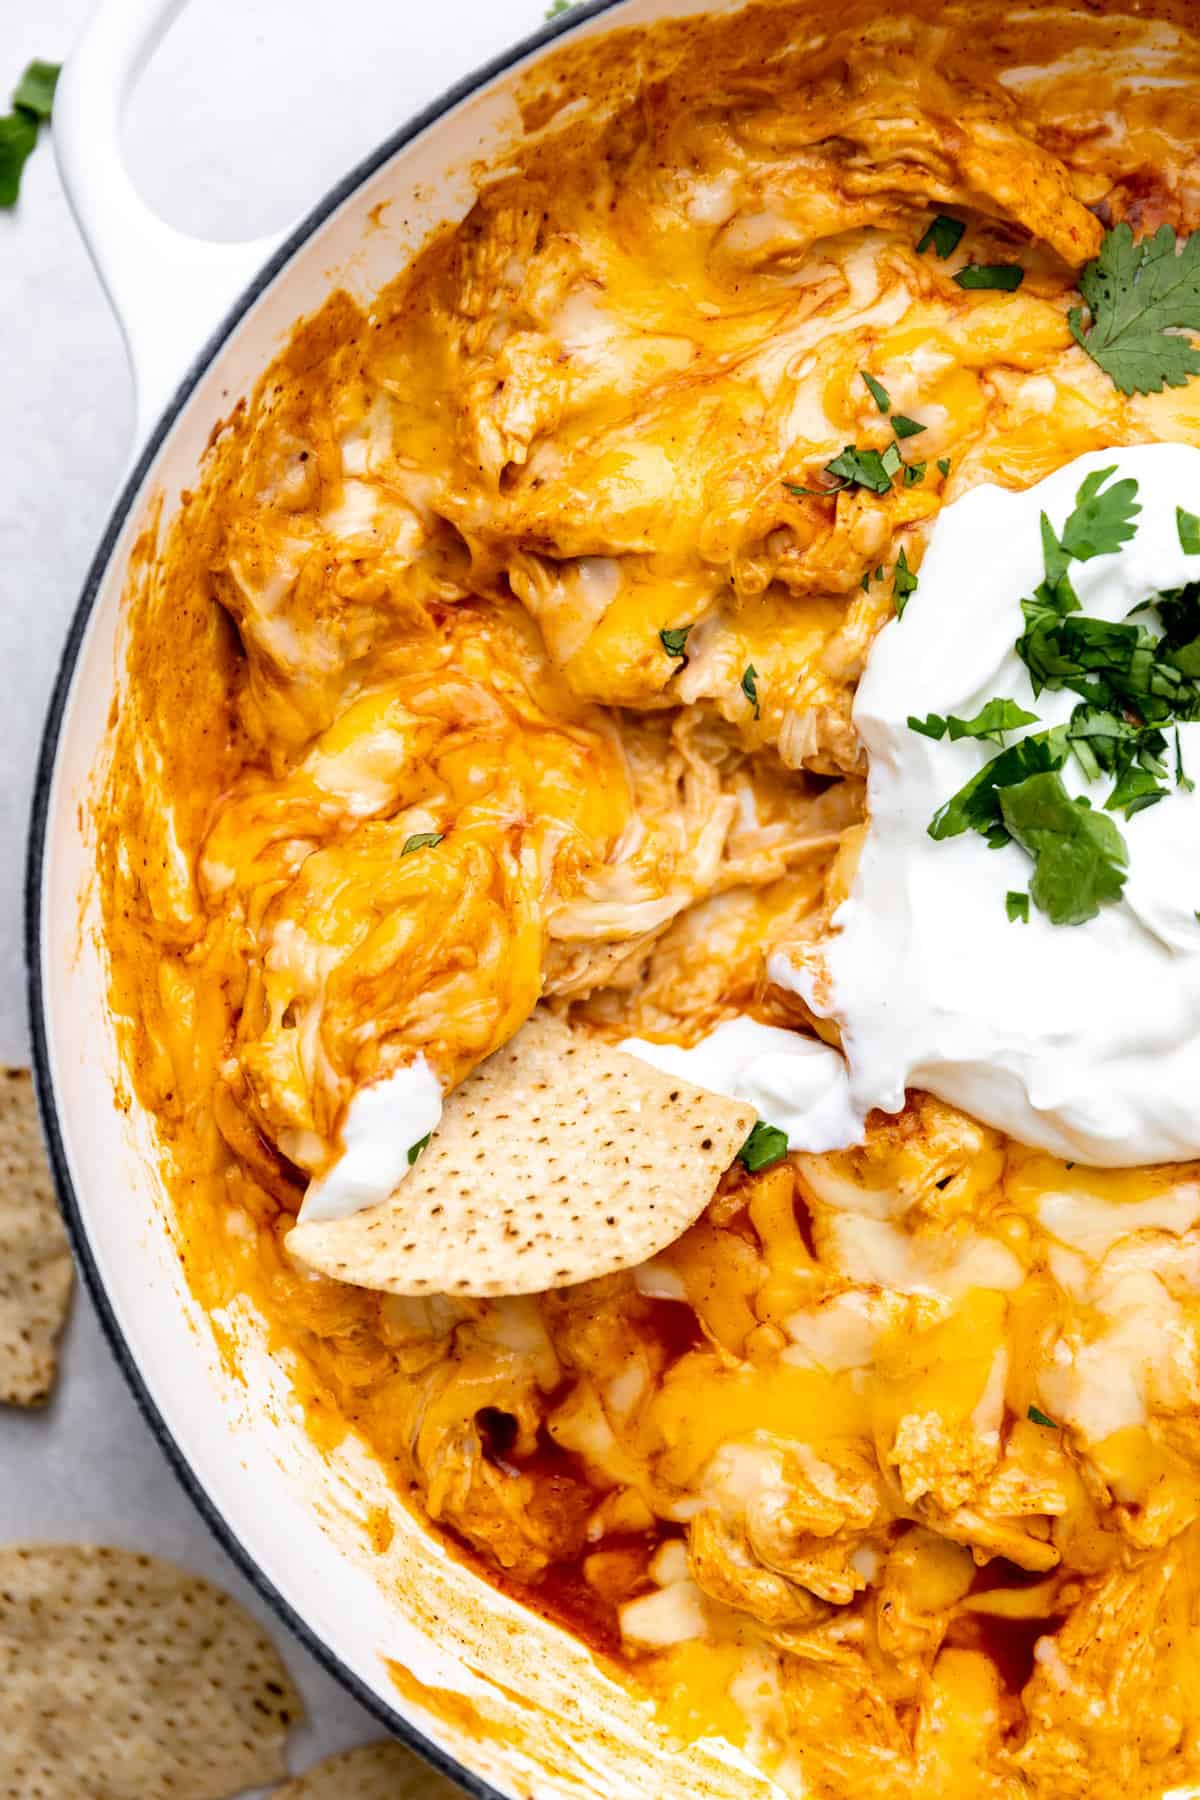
1070, 223, 1200, 396
738, 1121, 788, 1171
0, 59, 59, 208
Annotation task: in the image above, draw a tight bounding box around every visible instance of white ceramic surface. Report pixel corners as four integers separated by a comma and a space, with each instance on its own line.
31, 1, 778, 1794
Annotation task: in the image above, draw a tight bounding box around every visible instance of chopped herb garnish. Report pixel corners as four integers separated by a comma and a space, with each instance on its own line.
824, 445, 894, 494
860, 572, 870, 592
955, 263, 1025, 292
893, 547, 919, 616
739, 1121, 789, 1171
946, 698, 1040, 745
1006, 890, 1031, 923
917, 214, 966, 260
0, 59, 59, 208
12, 59, 59, 120
1000, 770, 1129, 924
937, 457, 952, 478
904, 462, 927, 487
881, 442, 903, 479
1069, 223, 1200, 396
401, 831, 444, 855
1057, 466, 1142, 565
545, 0, 573, 15
741, 664, 760, 720
660, 625, 693, 657
892, 414, 926, 440
1179, 506, 1200, 555
1177, 727, 1195, 793
862, 370, 891, 412
909, 712, 948, 740
930, 729, 1067, 842
0, 109, 37, 208
407, 1132, 432, 1165
1027, 1404, 1057, 1429
875, 565, 885, 582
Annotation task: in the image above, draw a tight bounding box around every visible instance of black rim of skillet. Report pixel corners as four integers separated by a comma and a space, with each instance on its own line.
24, 2, 631, 1792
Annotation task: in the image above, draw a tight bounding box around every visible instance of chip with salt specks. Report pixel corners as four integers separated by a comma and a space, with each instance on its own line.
277, 1740, 465, 1797
0, 1067, 72, 1406
0, 1544, 303, 1797
288, 1011, 755, 1296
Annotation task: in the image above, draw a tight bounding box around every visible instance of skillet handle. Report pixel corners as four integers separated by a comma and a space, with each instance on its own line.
55, 0, 287, 447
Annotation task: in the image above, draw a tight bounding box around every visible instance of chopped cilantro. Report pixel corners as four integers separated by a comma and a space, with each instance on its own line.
1177, 727, 1195, 793
862, 370, 891, 412
13, 59, 59, 120
881, 442, 903, 479
545, 0, 573, 15
660, 625, 692, 657
892, 414, 926, 439
1069, 223, 1200, 396
739, 1121, 789, 1172
893, 547, 919, 616
999, 770, 1129, 924
937, 457, 952, 478
929, 730, 1067, 842
407, 1132, 432, 1165
946, 698, 1040, 744
1057, 467, 1141, 564
954, 263, 1025, 292
1027, 1404, 1057, 1429
917, 214, 965, 260
874, 565, 885, 582
1179, 506, 1200, 554
741, 664, 760, 720
402, 831, 444, 855
824, 445, 894, 494
0, 109, 37, 208
909, 713, 948, 740
1006, 890, 1030, 924
860, 572, 870, 592
904, 461, 927, 487
0, 59, 59, 207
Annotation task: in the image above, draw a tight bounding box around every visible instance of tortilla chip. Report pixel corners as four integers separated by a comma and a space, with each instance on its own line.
0, 1067, 72, 1405
288, 1012, 755, 1296
277, 1740, 464, 1797
0, 1544, 303, 1796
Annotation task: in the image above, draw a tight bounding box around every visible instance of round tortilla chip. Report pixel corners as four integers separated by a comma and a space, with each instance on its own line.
0, 1544, 303, 1798
277, 1740, 464, 1797
288, 1012, 756, 1297
0, 1067, 73, 1406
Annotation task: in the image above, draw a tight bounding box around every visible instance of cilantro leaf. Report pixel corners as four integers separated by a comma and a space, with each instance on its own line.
955, 264, 1025, 292
660, 625, 692, 657
402, 831, 444, 855
1069, 222, 1200, 395
1027, 1404, 1057, 1429
937, 457, 951, 478
546, 0, 573, 15
881, 442, 903, 478
739, 1121, 789, 1171
862, 371, 890, 412
903, 461, 927, 487
1006, 891, 1030, 923
929, 731, 1067, 841
908, 712, 948, 740
946, 698, 1040, 744
891, 414, 926, 439
13, 60, 59, 121
917, 215, 965, 259
1057, 467, 1141, 563
741, 664, 760, 720
893, 547, 918, 616
0, 109, 37, 208
407, 1132, 432, 1165
1179, 506, 1200, 554
823, 445, 894, 494
1177, 726, 1195, 793
999, 770, 1128, 924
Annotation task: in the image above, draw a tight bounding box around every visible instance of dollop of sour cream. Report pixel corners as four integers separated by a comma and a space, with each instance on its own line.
298, 1057, 443, 1223
621, 1017, 858, 1153
772, 444, 1200, 1167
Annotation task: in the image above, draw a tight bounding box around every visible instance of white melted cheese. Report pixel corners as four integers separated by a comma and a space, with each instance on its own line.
621, 1016, 858, 1153
298, 1058, 443, 1223
771, 444, 1200, 1167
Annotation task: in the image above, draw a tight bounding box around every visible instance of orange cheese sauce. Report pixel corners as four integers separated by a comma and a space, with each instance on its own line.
98, 2, 1200, 1793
